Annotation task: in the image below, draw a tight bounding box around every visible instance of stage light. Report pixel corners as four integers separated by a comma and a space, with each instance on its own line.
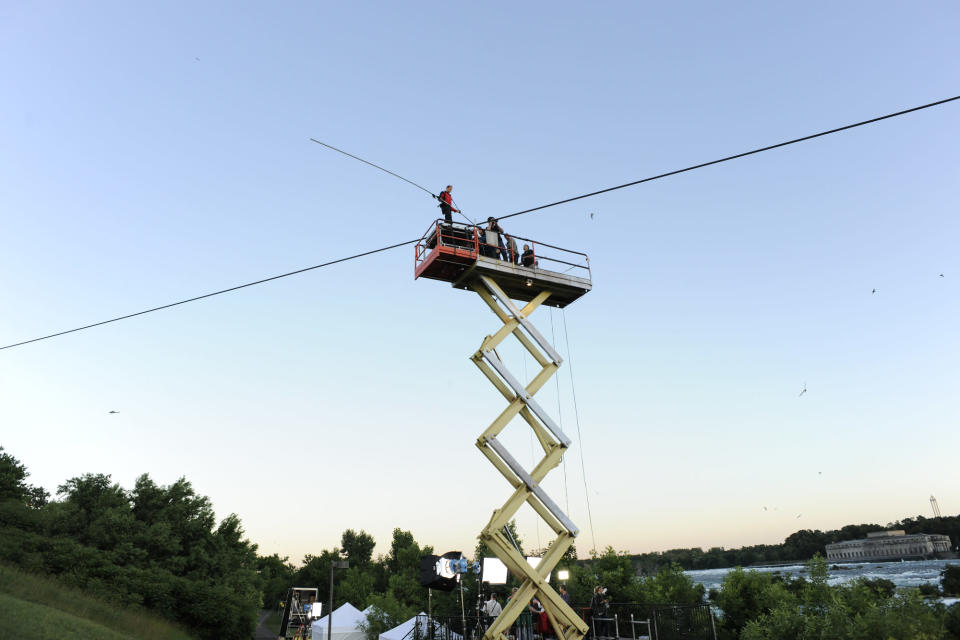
557, 569, 570, 581
482, 557, 508, 584
419, 552, 460, 591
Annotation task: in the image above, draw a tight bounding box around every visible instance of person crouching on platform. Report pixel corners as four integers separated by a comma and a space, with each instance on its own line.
438, 185, 459, 224
521, 243, 537, 268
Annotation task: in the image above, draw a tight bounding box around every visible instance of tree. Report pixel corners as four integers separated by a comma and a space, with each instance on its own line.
714, 567, 793, 637
0, 446, 47, 508
636, 562, 705, 605
256, 554, 296, 610
342, 529, 377, 567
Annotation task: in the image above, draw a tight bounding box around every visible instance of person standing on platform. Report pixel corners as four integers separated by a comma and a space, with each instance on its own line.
505, 233, 519, 263
484, 217, 504, 259
437, 185, 459, 224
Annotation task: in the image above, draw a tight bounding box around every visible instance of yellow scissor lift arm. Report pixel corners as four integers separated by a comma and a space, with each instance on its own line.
415, 221, 592, 640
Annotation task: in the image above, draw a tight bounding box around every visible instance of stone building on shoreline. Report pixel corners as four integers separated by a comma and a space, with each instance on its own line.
825, 529, 955, 563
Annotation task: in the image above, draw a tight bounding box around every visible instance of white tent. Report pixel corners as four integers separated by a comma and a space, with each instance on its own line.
379, 612, 427, 640
312, 602, 367, 640
379, 614, 462, 640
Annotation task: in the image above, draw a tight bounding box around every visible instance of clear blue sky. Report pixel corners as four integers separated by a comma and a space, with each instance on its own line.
2, 1, 958, 563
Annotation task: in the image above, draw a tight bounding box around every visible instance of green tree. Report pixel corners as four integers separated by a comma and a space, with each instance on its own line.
342, 529, 377, 567
942, 564, 960, 597
714, 567, 793, 637
0, 447, 48, 508
256, 553, 296, 610
636, 562, 705, 605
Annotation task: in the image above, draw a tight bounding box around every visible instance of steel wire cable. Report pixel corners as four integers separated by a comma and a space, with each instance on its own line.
4, 95, 957, 351
561, 308, 597, 553
496, 94, 960, 223
0, 239, 417, 351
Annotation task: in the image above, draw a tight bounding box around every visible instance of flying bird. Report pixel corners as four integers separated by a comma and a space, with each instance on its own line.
799, 383, 807, 397
796, 514, 802, 519
871, 288, 877, 294
108, 410, 119, 414
940, 274, 945, 278
589, 212, 595, 220
194, 57, 200, 61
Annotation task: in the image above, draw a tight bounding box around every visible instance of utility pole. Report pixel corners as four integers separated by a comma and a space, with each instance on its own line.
328, 560, 349, 640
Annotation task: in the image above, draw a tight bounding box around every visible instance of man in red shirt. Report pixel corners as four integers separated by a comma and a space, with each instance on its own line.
438, 185, 459, 223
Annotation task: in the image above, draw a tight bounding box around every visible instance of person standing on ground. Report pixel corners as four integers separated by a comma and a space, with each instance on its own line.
559, 585, 571, 607
483, 592, 503, 627
437, 185, 459, 224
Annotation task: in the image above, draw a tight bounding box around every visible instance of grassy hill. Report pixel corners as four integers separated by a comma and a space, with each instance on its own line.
0, 563, 195, 640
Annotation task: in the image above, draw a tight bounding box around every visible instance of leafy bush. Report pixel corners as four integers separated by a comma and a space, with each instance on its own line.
943, 564, 960, 597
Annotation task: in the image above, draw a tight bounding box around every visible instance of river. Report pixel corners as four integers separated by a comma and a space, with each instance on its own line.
685, 558, 957, 595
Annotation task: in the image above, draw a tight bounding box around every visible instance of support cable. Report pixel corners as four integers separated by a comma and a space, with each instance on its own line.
0, 239, 417, 351
496, 95, 960, 223
5, 96, 956, 352
522, 342, 542, 552
561, 308, 597, 553
550, 308, 571, 516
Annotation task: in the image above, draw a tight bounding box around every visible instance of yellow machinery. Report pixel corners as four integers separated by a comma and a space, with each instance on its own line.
416, 220, 592, 640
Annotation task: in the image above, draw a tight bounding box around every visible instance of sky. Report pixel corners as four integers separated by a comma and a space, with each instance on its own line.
1, 2, 958, 564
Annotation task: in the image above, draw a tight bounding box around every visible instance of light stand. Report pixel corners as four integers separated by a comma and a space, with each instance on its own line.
328, 560, 350, 640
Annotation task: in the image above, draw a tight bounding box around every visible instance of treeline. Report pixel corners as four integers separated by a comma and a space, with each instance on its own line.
714, 555, 960, 639
257, 525, 707, 640
0, 447, 260, 639
627, 516, 960, 573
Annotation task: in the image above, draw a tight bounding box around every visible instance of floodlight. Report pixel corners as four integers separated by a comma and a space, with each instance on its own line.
437, 551, 463, 579
482, 557, 508, 584
419, 553, 458, 591
526, 556, 551, 582
557, 569, 570, 581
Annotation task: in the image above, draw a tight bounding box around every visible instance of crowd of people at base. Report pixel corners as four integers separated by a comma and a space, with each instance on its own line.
479, 584, 611, 640
437, 185, 537, 268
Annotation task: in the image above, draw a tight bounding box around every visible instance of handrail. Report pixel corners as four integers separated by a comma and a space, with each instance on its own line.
416, 219, 591, 280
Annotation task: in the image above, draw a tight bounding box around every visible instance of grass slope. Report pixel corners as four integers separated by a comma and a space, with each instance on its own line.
0, 563, 194, 640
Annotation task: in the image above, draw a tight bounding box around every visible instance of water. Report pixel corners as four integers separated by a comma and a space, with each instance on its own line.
685, 559, 957, 592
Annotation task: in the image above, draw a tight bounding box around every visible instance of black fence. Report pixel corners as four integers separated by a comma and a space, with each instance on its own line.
593, 604, 716, 640
411, 604, 715, 640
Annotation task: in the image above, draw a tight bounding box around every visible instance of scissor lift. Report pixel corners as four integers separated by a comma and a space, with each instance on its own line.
415, 220, 592, 640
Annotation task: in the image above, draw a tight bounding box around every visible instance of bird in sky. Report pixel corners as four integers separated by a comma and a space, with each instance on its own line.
796, 514, 802, 519
799, 383, 807, 397
589, 212, 595, 220
940, 273, 945, 278
108, 410, 119, 414
763, 506, 767, 511
871, 288, 878, 294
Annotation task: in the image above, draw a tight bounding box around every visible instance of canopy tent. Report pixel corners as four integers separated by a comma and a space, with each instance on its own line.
379, 612, 427, 640
379, 614, 461, 640
312, 602, 367, 640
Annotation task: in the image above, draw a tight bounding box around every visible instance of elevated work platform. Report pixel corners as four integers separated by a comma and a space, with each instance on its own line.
414, 220, 592, 307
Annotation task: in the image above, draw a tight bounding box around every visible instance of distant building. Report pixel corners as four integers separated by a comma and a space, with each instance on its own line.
826, 530, 954, 562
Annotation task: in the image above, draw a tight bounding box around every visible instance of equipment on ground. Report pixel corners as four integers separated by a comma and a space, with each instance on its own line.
279, 587, 320, 639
